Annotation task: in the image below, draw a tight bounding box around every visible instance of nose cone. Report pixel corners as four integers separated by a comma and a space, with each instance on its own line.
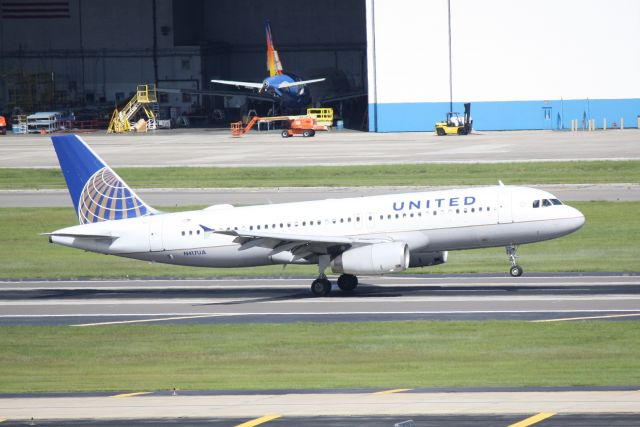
564, 206, 585, 234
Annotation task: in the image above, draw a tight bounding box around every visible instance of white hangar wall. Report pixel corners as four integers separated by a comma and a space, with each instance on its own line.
367, 0, 640, 131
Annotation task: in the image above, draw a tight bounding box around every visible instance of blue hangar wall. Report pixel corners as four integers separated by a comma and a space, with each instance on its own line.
366, 0, 640, 132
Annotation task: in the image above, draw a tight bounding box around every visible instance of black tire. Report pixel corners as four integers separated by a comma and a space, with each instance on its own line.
457, 127, 467, 135
281, 130, 290, 138
337, 274, 358, 292
509, 265, 523, 277
302, 130, 312, 137
0, 128, 5, 135
311, 278, 331, 296
436, 127, 445, 136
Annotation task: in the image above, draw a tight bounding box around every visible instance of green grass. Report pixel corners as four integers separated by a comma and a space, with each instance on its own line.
0, 201, 638, 279
2, 160, 640, 189
0, 322, 638, 393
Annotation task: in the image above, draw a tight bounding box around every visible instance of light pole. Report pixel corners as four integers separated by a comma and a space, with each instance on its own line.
447, 0, 453, 113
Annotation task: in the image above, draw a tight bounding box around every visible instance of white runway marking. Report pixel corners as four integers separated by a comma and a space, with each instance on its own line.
531, 313, 640, 322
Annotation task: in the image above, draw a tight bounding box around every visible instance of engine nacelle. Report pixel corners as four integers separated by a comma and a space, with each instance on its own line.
409, 251, 448, 268
331, 241, 409, 275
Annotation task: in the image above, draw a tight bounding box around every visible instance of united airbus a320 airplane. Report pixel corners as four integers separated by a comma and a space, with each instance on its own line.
210, 21, 325, 109
47, 135, 585, 296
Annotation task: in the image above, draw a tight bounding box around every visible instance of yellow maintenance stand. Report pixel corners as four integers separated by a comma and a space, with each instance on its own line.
107, 84, 158, 133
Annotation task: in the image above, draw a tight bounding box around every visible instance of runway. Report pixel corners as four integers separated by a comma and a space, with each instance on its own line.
1, 274, 639, 326
1, 129, 639, 168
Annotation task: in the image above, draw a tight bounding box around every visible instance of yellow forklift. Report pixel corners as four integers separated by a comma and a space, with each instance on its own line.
435, 102, 472, 135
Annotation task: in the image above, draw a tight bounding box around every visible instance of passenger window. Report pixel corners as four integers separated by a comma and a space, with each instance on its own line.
533, 200, 540, 208
181, 231, 185, 236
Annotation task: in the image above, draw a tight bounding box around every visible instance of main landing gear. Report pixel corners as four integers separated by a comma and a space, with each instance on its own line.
506, 244, 523, 277
310, 255, 359, 296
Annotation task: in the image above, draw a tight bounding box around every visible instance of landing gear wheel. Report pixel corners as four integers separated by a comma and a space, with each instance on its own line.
505, 245, 523, 277
510, 265, 523, 277
311, 278, 331, 297
281, 130, 290, 138
337, 274, 358, 292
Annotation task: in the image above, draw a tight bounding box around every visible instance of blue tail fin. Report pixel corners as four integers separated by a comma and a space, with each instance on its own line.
51, 134, 157, 224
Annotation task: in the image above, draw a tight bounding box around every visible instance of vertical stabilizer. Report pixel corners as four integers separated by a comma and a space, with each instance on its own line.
265, 21, 284, 77
51, 134, 157, 224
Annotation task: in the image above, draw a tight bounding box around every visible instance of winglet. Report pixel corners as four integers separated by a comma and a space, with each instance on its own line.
199, 224, 215, 232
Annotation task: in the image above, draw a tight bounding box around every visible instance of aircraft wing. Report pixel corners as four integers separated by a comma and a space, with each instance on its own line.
277, 78, 326, 89
202, 225, 390, 258
210, 79, 265, 90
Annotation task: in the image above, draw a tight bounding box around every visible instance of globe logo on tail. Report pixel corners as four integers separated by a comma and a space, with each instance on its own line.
78, 167, 150, 224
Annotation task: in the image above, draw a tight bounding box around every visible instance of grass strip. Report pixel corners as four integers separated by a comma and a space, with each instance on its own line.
0, 201, 638, 279
0, 321, 638, 393
1, 160, 639, 189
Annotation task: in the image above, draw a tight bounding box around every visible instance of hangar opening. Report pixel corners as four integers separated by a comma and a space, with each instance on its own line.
0, 0, 368, 131
172, 0, 368, 129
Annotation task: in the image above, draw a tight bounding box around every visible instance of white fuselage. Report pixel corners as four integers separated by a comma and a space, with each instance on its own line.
50, 185, 585, 270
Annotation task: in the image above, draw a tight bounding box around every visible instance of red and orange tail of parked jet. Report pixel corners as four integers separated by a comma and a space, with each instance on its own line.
265, 21, 284, 77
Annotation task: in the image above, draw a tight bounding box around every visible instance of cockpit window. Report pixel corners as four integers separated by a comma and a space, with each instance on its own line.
550, 199, 562, 205
533, 200, 540, 208
542, 199, 552, 207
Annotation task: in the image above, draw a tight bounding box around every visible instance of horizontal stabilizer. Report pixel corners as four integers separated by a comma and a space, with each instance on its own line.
42, 231, 117, 240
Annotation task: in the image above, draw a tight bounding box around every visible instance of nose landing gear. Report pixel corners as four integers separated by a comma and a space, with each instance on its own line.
506, 245, 523, 277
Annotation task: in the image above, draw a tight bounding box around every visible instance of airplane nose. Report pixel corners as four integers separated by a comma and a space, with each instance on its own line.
564, 206, 585, 233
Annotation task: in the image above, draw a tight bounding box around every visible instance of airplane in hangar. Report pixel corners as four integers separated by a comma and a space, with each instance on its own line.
209, 21, 325, 110
46, 135, 585, 296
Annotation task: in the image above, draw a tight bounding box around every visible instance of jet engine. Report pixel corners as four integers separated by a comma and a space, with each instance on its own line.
331, 241, 409, 275
409, 251, 448, 267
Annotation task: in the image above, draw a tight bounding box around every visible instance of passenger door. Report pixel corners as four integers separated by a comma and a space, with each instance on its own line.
498, 187, 513, 224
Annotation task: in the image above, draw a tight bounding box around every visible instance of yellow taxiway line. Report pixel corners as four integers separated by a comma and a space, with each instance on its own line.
235, 414, 282, 427
110, 392, 152, 398
372, 388, 413, 395
508, 412, 556, 427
